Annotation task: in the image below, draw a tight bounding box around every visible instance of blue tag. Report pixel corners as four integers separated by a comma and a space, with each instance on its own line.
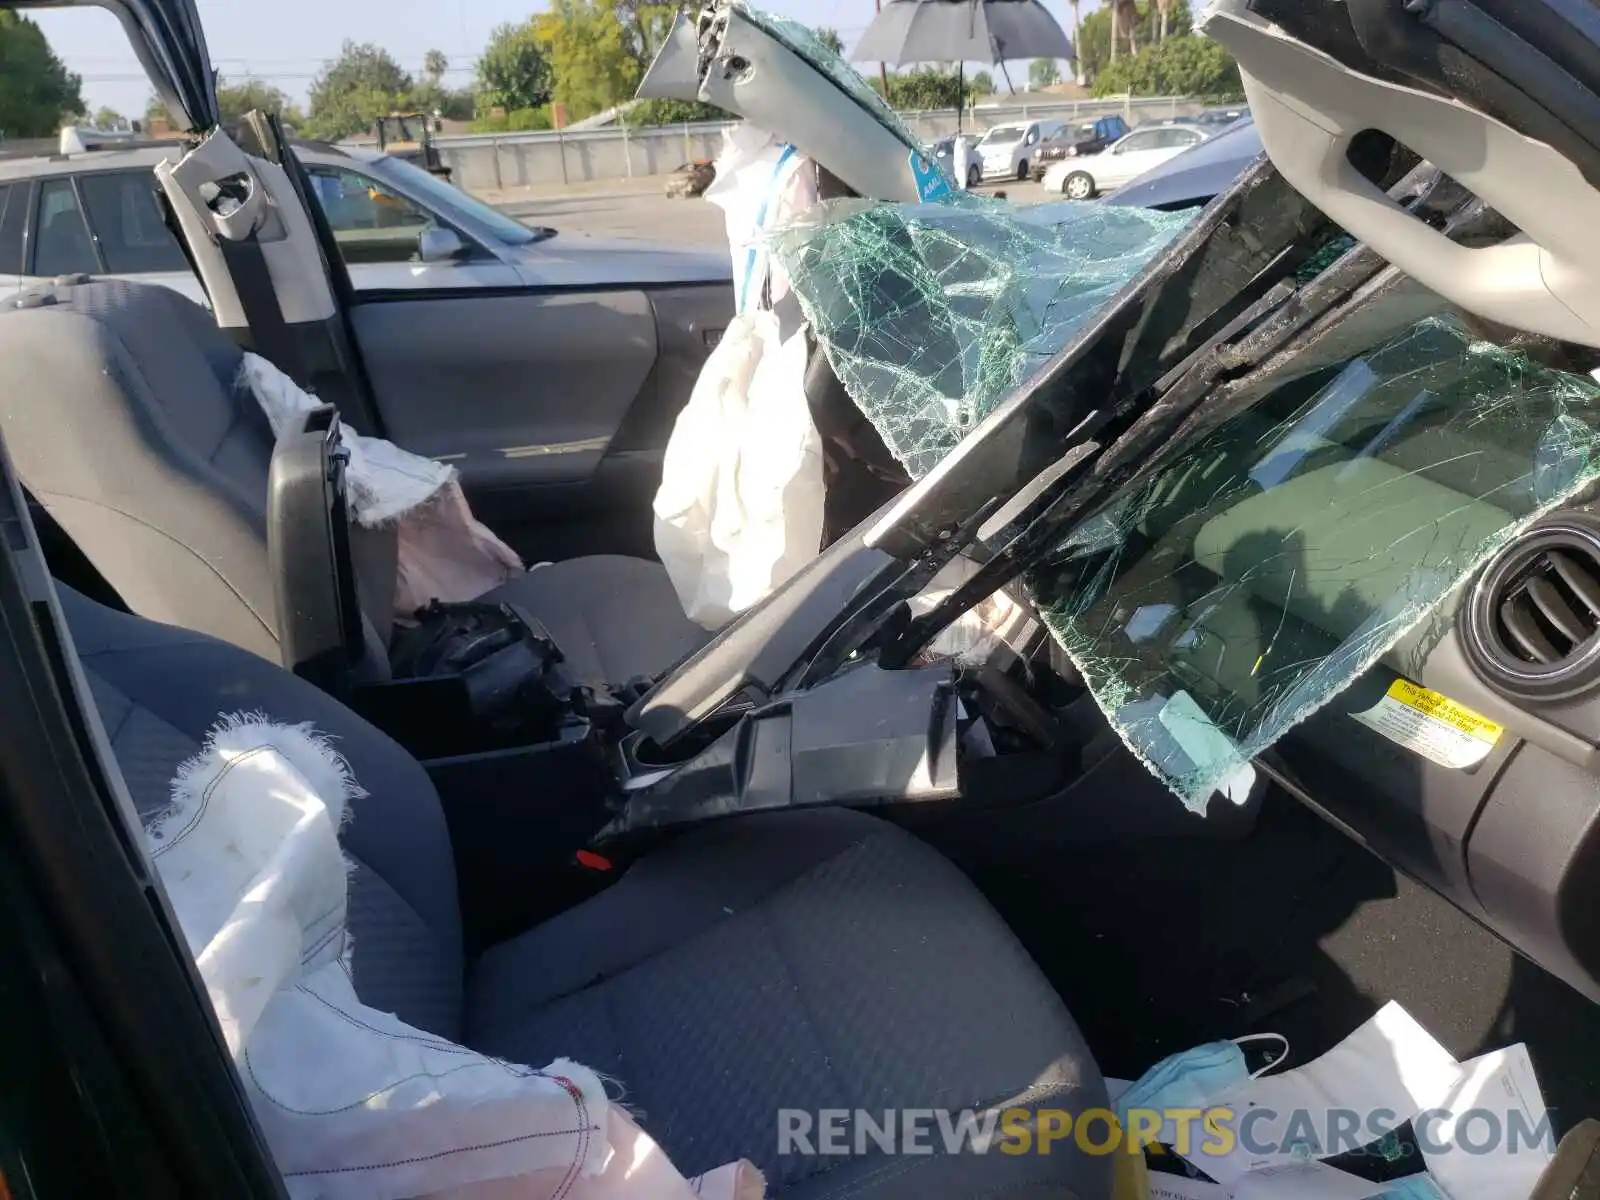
909, 150, 952, 202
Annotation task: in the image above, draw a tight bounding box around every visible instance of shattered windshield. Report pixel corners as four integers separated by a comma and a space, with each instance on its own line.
772, 198, 1192, 477
773, 189, 1600, 808
1036, 316, 1600, 806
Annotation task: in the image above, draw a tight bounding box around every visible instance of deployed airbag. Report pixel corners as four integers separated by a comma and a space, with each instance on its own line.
151, 714, 763, 1199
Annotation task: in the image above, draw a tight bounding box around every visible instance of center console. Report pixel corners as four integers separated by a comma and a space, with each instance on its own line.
267, 408, 1253, 947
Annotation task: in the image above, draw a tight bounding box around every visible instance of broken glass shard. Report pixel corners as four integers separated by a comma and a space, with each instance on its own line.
772, 198, 1193, 477
1035, 316, 1600, 807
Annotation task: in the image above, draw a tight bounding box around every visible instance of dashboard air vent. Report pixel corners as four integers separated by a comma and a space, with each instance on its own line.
1463, 519, 1600, 702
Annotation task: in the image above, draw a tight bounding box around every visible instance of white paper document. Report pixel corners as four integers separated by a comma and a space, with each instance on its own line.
1147, 1173, 1230, 1200
1229, 1161, 1386, 1199
1181, 1002, 1464, 1186
1418, 1043, 1553, 1200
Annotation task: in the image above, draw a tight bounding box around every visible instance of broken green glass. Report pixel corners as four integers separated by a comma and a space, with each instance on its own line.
1036, 316, 1600, 807
771, 198, 1192, 477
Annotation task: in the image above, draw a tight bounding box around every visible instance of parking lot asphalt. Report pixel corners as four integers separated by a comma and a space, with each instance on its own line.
495, 178, 1057, 248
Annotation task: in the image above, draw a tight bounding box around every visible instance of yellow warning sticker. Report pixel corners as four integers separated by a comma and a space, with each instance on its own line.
1352, 678, 1504, 769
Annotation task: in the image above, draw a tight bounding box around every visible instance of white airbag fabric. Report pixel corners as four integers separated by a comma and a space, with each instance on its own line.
237, 353, 523, 615
151, 714, 764, 1200
654, 309, 825, 628
654, 128, 827, 629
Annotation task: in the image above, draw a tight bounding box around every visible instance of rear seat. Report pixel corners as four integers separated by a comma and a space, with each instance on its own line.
0, 279, 711, 684
61, 582, 1111, 1197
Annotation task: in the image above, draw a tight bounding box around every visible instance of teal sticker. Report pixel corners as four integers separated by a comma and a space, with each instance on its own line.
909, 150, 952, 202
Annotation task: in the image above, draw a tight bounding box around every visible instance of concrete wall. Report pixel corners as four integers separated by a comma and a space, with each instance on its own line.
353, 95, 1207, 194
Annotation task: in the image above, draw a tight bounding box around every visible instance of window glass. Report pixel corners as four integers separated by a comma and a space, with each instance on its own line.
33, 178, 98, 276
1037, 315, 1600, 805
76, 172, 187, 274
376, 158, 542, 246
0, 185, 23, 275
1116, 131, 1161, 153
305, 165, 436, 265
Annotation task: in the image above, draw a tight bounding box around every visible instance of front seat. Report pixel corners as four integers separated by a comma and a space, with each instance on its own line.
60, 583, 1112, 1197
0, 278, 711, 685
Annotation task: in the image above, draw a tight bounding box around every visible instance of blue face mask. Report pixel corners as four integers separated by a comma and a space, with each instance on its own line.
1115, 1033, 1289, 1121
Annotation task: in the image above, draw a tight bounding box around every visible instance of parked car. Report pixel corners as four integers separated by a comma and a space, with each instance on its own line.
931, 132, 980, 187
0, 140, 729, 306
974, 119, 1060, 182
1041, 121, 1211, 198
1027, 114, 1130, 181
1195, 103, 1250, 126
1104, 116, 1262, 210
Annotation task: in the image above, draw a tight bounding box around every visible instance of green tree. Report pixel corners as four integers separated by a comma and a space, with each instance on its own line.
625, 97, 731, 126
619, 2, 680, 68
967, 69, 995, 97
814, 26, 845, 56
1028, 58, 1061, 89
1078, 0, 1192, 81
424, 49, 449, 85
477, 22, 552, 113
534, 0, 640, 122
471, 106, 553, 132
1091, 34, 1241, 98
91, 106, 127, 130
0, 12, 84, 138
216, 77, 300, 126
876, 66, 964, 110
304, 41, 414, 140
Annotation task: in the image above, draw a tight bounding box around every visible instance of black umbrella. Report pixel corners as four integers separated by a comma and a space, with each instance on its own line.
851, 0, 1074, 103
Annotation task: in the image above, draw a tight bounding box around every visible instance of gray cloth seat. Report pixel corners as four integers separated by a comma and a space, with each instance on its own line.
63, 585, 1111, 1197
0, 278, 710, 683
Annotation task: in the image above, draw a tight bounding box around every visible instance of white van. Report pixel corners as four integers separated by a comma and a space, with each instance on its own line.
975, 119, 1059, 182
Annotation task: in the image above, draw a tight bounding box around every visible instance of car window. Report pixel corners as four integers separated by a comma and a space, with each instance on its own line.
33, 178, 98, 276
983, 125, 1025, 143
1116, 131, 1162, 153
1150, 128, 1199, 149
305, 165, 437, 266
0, 184, 24, 275
76, 172, 187, 274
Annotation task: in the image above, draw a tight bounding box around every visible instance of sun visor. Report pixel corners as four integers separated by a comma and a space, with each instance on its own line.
1201, 0, 1600, 348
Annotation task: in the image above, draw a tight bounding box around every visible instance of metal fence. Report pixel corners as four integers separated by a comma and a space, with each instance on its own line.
348, 95, 1206, 194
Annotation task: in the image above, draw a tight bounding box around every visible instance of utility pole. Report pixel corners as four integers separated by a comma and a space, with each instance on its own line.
876, 0, 889, 96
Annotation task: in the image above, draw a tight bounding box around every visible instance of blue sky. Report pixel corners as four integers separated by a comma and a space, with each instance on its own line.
35, 0, 1099, 119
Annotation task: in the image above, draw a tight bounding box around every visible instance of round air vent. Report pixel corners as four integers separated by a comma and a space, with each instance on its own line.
1461, 517, 1600, 702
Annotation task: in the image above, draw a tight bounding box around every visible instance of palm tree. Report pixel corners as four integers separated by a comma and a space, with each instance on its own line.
1109, 0, 1140, 61
423, 49, 448, 86
1153, 0, 1173, 43
1068, 0, 1084, 83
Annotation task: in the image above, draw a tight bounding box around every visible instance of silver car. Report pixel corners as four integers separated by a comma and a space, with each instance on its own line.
0, 140, 729, 304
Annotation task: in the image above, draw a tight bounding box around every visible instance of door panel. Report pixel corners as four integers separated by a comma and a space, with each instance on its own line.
351, 290, 656, 487
348, 282, 730, 562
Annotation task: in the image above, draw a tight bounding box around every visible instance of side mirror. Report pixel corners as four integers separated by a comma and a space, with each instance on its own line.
418, 226, 466, 264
